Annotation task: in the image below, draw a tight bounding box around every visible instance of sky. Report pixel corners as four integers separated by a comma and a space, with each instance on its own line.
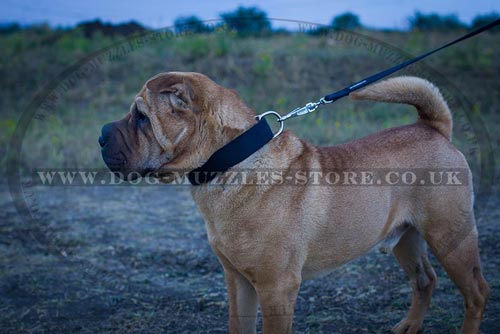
0, 0, 499, 30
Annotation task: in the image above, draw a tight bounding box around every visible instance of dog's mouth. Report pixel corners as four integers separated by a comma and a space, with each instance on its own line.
102, 155, 176, 182
102, 151, 125, 167
100, 151, 139, 181
153, 171, 179, 183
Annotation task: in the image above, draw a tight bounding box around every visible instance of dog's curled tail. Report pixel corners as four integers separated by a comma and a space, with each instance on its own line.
350, 76, 453, 140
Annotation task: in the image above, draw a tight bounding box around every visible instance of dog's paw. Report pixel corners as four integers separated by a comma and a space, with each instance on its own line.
392, 318, 423, 334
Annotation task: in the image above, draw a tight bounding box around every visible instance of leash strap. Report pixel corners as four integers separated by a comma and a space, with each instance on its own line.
189, 19, 500, 186
276, 18, 500, 122
322, 18, 500, 103
188, 118, 274, 185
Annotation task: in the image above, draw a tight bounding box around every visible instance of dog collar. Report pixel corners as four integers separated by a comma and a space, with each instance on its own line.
187, 118, 274, 185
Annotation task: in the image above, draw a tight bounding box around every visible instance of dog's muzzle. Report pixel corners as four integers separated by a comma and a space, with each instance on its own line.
99, 122, 127, 172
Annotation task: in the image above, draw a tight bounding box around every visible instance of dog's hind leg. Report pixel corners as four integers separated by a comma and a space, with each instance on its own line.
392, 226, 437, 334
422, 210, 489, 334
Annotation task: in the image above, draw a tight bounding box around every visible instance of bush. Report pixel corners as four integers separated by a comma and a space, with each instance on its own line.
220, 6, 271, 37
76, 19, 146, 38
0, 22, 21, 35
409, 11, 466, 31
471, 12, 500, 31
174, 16, 211, 34
331, 12, 362, 30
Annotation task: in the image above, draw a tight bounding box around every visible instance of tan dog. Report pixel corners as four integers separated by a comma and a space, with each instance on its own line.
99, 72, 489, 334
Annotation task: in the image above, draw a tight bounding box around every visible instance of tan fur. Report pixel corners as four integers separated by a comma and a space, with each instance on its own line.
351, 76, 453, 140
100, 73, 489, 334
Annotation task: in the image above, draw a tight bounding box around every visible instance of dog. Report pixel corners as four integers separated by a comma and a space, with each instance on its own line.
99, 72, 489, 334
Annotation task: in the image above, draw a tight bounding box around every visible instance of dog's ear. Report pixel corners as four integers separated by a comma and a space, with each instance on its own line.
146, 72, 179, 93
146, 72, 194, 105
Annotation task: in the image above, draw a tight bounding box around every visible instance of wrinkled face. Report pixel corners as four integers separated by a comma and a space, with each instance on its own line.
99, 72, 220, 181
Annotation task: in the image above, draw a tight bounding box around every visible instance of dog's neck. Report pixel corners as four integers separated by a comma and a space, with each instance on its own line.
189, 94, 306, 199
189, 130, 306, 200
212, 96, 257, 148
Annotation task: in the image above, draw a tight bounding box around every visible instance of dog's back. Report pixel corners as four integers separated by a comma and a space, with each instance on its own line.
311, 76, 472, 231
314, 76, 462, 172
307, 77, 488, 334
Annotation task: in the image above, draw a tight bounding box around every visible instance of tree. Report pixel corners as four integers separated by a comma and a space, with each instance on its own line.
174, 16, 210, 34
220, 6, 271, 36
0, 23, 21, 35
471, 12, 500, 31
331, 12, 362, 30
76, 20, 145, 38
409, 12, 466, 31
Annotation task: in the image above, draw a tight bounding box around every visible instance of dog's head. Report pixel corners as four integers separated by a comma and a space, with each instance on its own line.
99, 72, 255, 181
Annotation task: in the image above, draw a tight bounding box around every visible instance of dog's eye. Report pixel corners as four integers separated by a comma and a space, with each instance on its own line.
172, 92, 188, 109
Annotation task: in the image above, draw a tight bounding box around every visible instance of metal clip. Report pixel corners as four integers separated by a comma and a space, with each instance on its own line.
319, 97, 333, 104
255, 99, 326, 138
279, 101, 321, 122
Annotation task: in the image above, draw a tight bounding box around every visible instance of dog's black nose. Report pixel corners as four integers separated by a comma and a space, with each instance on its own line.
99, 123, 115, 148
98, 135, 105, 148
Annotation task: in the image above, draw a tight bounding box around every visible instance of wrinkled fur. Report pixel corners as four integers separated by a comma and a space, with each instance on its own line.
100, 73, 489, 334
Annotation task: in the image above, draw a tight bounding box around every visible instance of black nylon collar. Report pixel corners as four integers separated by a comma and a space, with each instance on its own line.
187, 118, 274, 185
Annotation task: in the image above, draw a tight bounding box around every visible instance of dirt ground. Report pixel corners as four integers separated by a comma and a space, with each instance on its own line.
0, 184, 498, 333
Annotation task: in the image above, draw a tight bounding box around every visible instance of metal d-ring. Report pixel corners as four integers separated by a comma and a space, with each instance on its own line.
255, 111, 284, 138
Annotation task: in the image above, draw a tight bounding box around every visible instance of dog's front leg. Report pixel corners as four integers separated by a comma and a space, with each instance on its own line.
224, 267, 258, 334
255, 277, 301, 334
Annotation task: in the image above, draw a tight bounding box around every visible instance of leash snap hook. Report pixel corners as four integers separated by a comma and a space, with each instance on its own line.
255, 100, 324, 138
279, 100, 322, 122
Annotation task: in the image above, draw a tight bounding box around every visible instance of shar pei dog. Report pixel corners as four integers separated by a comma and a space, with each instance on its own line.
99, 72, 489, 334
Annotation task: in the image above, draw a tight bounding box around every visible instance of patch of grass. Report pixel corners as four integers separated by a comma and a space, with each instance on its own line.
1, 30, 499, 178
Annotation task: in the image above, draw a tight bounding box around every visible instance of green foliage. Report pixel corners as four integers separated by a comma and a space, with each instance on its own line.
471, 12, 500, 31
220, 6, 271, 37
0, 24, 499, 176
213, 34, 230, 57
409, 11, 466, 31
174, 16, 212, 34
57, 29, 92, 53
76, 19, 146, 38
174, 35, 211, 60
0, 22, 21, 34
252, 53, 273, 76
331, 12, 362, 30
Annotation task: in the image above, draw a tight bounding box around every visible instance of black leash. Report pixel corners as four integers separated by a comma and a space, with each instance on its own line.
278, 18, 500, 123
189, 18, 500, 186
322, 18, 500, 104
